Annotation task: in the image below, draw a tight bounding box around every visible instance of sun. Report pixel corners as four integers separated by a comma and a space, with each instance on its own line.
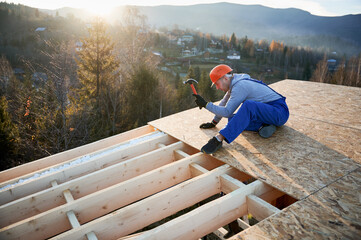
84, 3, 115, 16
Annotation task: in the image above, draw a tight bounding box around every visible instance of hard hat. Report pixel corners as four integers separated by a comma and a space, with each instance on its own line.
209, 64, 233, 86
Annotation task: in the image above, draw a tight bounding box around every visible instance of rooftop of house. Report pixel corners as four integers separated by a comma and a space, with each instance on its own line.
150, 79, 361, 239
0, 79, 360, 239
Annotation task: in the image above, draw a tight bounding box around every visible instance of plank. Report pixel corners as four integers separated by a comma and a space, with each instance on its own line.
0, 133, 174, 205
0, 125, 154, 183
138, 180, 273, 239
0, 141, 184, 227
219, 172, 246, 194
174, 149, 190, 159
86, 232, 98, 240
189, 163, 209, 177
212, 227, 228, 239
0, 130, 166, 189
0, 153, 204, 240
67, 210, 80, 228
47, 164, 232, 240
237, 218, 250, 229
246, 195, 281, 221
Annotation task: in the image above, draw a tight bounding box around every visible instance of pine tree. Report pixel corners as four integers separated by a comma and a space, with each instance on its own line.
75, 17, 120, 139
176, 66, 195, 111
0, 96, 19, 170
303, 61, 312, 80
124, 63, 160, 128
76, 17, 119, 102
229, 32, 237, 49
194, 66, 201, 82
198, 70, 217, 102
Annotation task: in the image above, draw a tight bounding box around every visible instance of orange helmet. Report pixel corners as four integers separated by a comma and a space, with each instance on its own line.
209, 64, 233, 85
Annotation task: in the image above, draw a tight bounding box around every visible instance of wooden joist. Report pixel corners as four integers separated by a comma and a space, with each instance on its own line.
0, 148, 199, 240
0, 132, 175, 205
237, 218, 251, 229
48, 160, 232, 239
0, 141, 188, 228
138, 180, 273, 239
0, 124, 289, 240
247, 194, 281, 221
0, 125, 155, 183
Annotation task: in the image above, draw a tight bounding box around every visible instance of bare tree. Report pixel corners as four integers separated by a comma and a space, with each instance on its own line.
0, 55, 13, 95
311, 55, 329, 83
345, 53, 361, 87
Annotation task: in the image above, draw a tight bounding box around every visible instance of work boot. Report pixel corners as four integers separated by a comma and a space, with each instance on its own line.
258, 124, 276, 138
201, 137, 222, 154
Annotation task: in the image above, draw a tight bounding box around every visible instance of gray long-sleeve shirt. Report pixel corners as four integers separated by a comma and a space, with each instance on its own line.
206, 74, 283, 123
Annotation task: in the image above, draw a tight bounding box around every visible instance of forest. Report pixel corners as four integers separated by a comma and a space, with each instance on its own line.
0, 2, 360, 170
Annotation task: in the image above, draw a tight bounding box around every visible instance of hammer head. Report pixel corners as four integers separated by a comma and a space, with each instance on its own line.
183, 78, 198, 85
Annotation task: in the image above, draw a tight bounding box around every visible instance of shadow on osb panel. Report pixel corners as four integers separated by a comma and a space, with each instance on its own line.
209, 125, 359, 200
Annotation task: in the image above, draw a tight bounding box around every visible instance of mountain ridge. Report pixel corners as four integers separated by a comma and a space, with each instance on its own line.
42, 2, 361, 51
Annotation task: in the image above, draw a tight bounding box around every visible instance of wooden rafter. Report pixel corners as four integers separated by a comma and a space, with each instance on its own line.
0, 125, 289, 240
0, 125, 155, 183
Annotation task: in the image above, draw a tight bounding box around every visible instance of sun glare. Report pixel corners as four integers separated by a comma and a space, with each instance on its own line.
84, 3, 115, 16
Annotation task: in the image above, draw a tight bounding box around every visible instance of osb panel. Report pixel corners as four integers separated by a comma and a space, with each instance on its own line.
287, 115, 361, 163
234, 167, 361, 240
149, 80, 361, 199
271, 80, 361, 130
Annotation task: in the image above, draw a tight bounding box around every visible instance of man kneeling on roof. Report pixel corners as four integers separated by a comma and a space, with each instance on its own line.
193, 64, 289, 154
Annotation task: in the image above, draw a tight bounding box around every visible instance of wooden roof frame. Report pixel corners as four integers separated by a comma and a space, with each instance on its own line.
1, 125, 288, 239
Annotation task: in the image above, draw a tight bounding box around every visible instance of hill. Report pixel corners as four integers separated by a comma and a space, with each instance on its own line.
46, 3, 361, 55
137, 3, 361, 51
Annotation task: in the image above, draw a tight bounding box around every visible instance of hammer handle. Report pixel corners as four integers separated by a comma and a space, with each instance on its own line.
190, 84, 197, 95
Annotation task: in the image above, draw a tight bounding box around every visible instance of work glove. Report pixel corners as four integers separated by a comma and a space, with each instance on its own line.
200, 122, 216, 129
193, 94, 207, 109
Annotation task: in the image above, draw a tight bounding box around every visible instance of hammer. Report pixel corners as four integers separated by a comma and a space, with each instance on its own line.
183, 78, 198, 95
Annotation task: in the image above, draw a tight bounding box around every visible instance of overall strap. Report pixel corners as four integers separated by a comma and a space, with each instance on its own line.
244, 78, 285, 99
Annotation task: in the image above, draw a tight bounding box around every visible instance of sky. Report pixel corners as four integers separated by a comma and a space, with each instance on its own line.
3, 0, 361, 17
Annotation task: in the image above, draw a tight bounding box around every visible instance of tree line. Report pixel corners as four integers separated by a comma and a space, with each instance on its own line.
0, 9, 218, 170
311, 54, 361, 86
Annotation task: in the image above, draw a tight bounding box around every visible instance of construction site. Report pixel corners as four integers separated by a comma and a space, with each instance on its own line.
0, 79, 360, 239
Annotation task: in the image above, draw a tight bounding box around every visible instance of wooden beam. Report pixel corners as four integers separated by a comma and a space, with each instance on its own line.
0, 141, 185, 228
223, 167, 253, 183
174, 149, 190, 160
63, 189, 74, 202
1, 131, 169, 190
258, 188, 285, 203
237, 218, 250, 229
138, 180, 273, 239
0, 125, 155, 183
246, 194, 281, 221
117, 232, 145, 240
0, 133, 174, 205
189, 163, 209, 177
194, 154, 225, 171
212, 227, 228, 239
219, 172, 246, 194
86, 232, 98, 240
0, 153, 205, 240
67, 211, 80, 228
46, 163, 232, 240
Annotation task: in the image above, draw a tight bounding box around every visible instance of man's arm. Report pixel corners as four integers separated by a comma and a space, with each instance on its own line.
206, 82, 247, 118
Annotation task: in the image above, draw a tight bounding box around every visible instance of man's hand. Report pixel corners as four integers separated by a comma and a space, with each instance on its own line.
193, 94, 207, 109
200, 122, 216, 129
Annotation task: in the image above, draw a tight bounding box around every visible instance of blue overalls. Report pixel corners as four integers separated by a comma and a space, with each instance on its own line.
219, 79, 289, 144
